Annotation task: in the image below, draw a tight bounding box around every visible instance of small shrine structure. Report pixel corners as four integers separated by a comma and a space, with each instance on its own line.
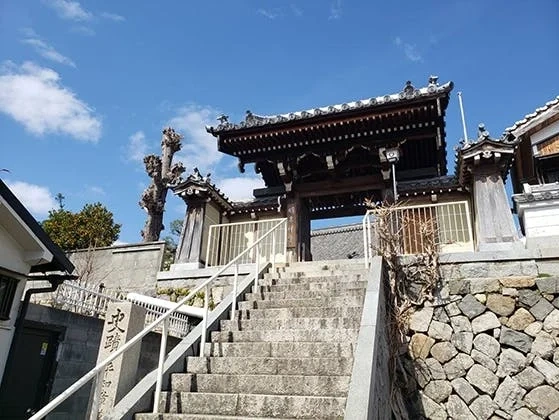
507, 96, 559, 249
171, 77, 524, 266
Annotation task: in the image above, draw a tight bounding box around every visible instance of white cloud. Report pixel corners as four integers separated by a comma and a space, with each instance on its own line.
5, 180, 57, 216
127, 131, 149, 163
112, 240, 129, 246
100, 12, 125, 22
291, 5, 303, 17
393, 36, 423, 62
44, 0, 92, 21
88, 185, 105, 195
258, 9, 279, 19
168, 105, 222, 172
329, 0, 342, 20
217, 177, 265, 202
71, 25, 96, 36
22, 36, 76, 68
0, 61, 101, 141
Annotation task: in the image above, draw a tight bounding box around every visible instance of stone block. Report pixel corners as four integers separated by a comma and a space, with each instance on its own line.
530, 298, 554, 321
499, 276, 536, 288
502, 288, 519, 297
470, 278, 501, 294
444, 353, 474, 380
418, 391, 447, 420
524, 385, 559, 417
514, 366, 545, 390
451, 315, 473, 333
470, 395, 497, 420
466, 364, 500, 395
473, 333, 501, 359
446, 394, 476, 420
428, 320, 453, 341
446, 302, 462, 317
533, 356, 559, 385
409, 333, 435, 360
496, 348, 526, 378
430, 341, 458, 364
524, 321, 543, 337
433, 307, 450, 323
423, 380, 452, 403
531, 331, 556, 358
472, 349, 497, 372
486, 294, 516, 317
518, 290, 541, 308
494, 376, 526, 413
544, 309, 559, 332
452, 332, 473, 354
507, 308, 535, 331
500, 327, 533, 354
448, 278, 471, 295
511, 408, 543, 420
536, 277, 559, 294
459, 294, 487, 319
451, 377, 479, 404
409, 307, 433, 332
472, 312, 501, 334
425, 358, 446, 380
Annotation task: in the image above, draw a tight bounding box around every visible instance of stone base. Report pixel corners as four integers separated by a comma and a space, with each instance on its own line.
477, 241, 524, 253
170, 262, 204, 271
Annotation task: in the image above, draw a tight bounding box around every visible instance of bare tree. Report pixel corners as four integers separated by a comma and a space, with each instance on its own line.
140, 127, 185, 242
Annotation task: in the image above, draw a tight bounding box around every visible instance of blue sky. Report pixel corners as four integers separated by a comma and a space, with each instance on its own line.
1, 0, 558, 244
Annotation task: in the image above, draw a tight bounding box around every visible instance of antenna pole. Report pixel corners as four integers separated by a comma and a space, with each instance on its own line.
458, 92, 469, 144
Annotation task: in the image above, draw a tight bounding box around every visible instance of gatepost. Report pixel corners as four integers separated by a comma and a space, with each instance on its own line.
91, 301, 146, 418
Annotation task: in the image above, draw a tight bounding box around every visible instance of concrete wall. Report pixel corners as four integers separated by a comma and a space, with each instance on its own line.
25, 304, 179, 420
400, 258, 559, 419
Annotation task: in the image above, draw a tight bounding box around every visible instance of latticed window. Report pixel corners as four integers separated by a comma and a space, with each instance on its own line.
0, 274, 18, 320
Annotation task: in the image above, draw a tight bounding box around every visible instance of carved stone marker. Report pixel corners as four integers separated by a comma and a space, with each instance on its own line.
94, 301, 146, 418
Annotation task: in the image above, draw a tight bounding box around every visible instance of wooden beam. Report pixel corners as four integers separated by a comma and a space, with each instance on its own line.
294, 174, 384, 198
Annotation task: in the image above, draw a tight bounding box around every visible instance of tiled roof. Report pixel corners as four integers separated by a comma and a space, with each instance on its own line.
310, 223, 364, 261
505, 95, 559, 135
229, 195, 282, 214
398, 175, 461, 196
207, 77, 453, 135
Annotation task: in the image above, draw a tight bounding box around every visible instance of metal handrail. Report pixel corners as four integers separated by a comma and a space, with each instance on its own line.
30, 218, 287, 420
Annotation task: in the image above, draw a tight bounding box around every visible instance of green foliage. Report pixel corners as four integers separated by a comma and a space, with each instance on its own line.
162, 219, 183, 270
42, 202, 121, 251
156, 286, 215, 309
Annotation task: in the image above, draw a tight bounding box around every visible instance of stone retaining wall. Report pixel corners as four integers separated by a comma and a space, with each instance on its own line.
404, 268, 559, 419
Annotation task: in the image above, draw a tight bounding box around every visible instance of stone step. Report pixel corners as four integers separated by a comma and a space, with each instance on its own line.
185, 356, 354, 376
204, 341, 356, 358
262, 271, 364, 281
210, 328, 359, 343
285, 258, 366, 271
136, 415, 305, 420
171, 373, 351, 396
221, 316, 360, 331
156, 392, 346, 418
243, 288, 365, 301
237, 306, 363, 320
252, 280, 367, 293
237, 295, 364, 310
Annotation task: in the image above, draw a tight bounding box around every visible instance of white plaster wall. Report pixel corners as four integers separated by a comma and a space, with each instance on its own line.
0, 225, 30, 275
521, 201, 559, 238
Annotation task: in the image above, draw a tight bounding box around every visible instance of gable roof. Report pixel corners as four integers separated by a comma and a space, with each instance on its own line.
0, 179, 74, 273
505, 95, 559, 136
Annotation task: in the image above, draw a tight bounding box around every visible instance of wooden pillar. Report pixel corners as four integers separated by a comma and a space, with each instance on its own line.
285, 196, 312, 262
175, 198, 206, 268
471, 166, 519, 251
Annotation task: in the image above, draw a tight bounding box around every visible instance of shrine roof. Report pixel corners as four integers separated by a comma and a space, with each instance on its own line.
505, 95, 559, 136
207, 77, 453, 135
229, 195, 281, 214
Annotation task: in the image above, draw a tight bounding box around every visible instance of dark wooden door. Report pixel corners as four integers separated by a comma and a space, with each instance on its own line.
0, 325, 59, 419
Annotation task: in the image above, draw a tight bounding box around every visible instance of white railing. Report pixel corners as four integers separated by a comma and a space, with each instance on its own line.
126, 293, 202, 338
363, 201, 474, 260
30, 218, 287, 420
205, 218, 287, 267
52, 281, 122, 318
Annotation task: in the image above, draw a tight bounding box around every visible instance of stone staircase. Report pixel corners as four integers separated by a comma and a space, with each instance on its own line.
136, 259, 368, 419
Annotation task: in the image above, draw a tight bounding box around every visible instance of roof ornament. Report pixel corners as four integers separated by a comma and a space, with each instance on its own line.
428, 75, 439, 86
402, 80, 416, 98
477, 123, 491, 142
217, 114, 229, 124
